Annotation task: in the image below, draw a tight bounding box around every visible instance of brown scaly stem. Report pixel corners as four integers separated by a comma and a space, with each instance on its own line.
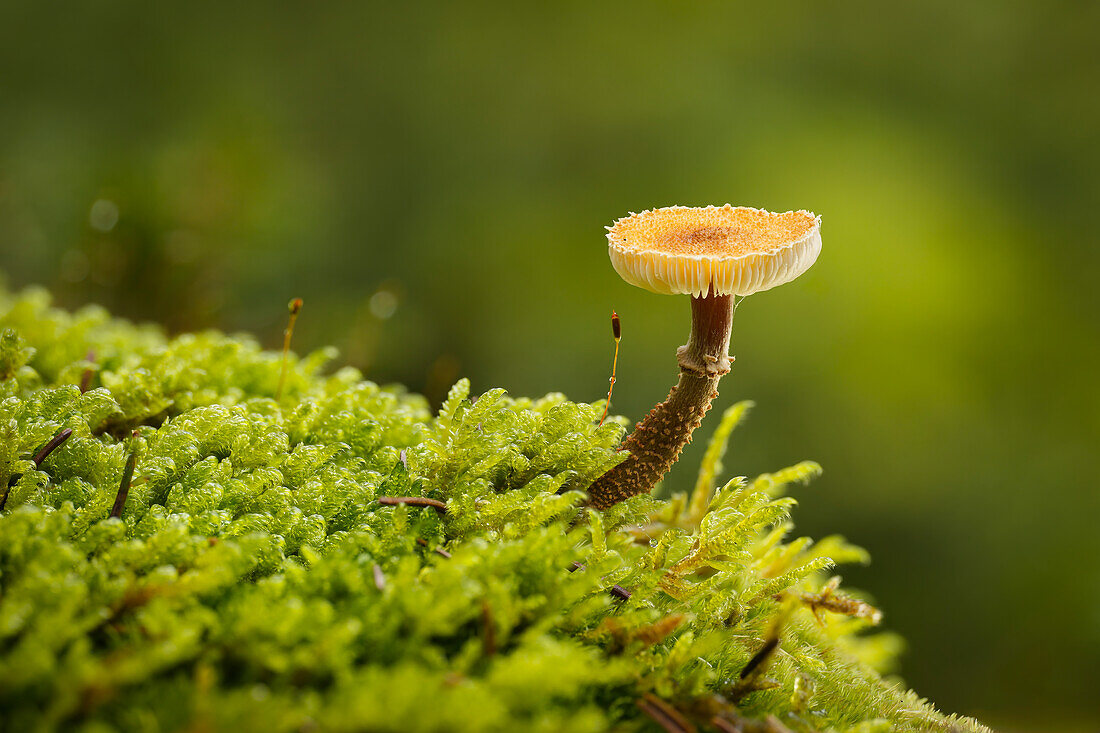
587, 290, 735, 509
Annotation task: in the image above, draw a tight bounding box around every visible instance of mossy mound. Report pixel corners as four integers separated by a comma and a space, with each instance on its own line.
0, 287, 987, 733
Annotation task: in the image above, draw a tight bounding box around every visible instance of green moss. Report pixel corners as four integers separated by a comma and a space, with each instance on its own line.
0, 286, 988, 733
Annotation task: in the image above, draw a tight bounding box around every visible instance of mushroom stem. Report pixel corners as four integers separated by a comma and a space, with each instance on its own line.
588, 291, 735, 509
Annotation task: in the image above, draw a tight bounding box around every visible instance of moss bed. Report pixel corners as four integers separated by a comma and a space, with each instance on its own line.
0, 287, 988, 732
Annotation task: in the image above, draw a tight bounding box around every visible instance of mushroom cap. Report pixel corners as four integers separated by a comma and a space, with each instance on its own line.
607, 205, 821, 297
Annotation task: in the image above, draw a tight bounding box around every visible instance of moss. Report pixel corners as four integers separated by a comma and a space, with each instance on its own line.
0, 286, 988, 733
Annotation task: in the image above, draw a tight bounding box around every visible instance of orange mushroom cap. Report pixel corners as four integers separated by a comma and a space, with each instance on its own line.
607, 205, 821, 297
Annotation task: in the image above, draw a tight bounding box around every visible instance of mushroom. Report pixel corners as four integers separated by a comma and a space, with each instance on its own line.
587, 205, 821, 510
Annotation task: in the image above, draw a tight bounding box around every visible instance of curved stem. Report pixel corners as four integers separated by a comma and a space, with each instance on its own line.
588, 291, 735, 510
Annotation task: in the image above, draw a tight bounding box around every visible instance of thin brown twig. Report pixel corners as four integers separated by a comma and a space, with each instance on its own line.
609, 584, 632, 600
729, 626, 783, 703
739, 637, 779, 681
110, 432, 140, 519
636, 693, 696, 733
33, 428, 74, 466
416, 537, 451, 558
377, 495, 447, 514
2, 428, 74, 510
711, 717, 740, 733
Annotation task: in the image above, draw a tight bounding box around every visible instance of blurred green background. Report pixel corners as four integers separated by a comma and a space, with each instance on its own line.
1, 2, 1097, 730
